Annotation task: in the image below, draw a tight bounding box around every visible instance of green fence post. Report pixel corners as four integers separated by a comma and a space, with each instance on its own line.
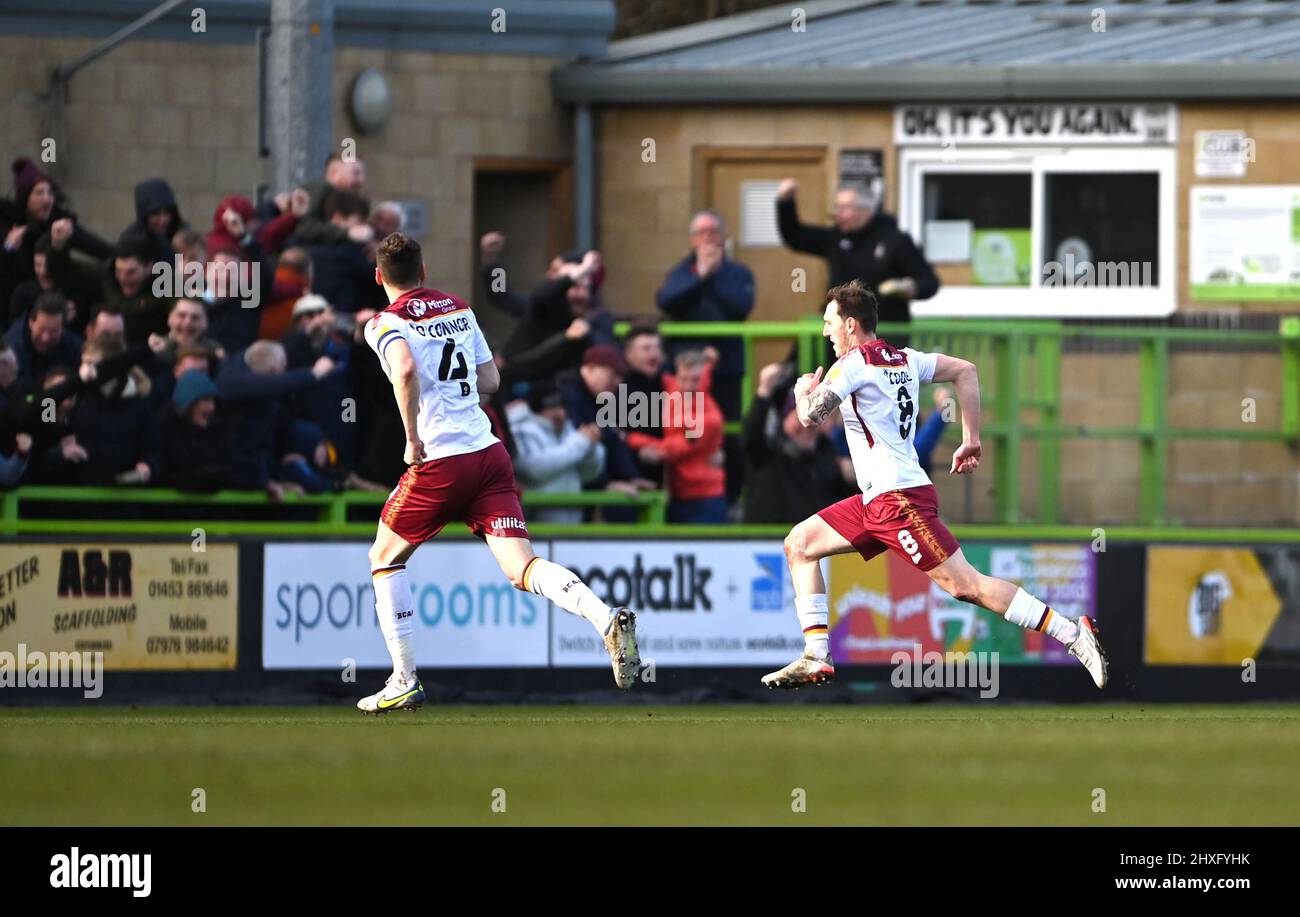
1138, 338, 1169, 524
797, 325, 813, 376
740, 334, 754, 420
1037, 332, 1061, 524
993, 333, 1021, 524
1282, 316, 1299, 444
327, 494, 348, 530
1, 489, 18, 532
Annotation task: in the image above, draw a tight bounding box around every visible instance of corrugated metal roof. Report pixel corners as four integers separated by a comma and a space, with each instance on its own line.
0, 0, 616, 55
554, 0, 1300, 101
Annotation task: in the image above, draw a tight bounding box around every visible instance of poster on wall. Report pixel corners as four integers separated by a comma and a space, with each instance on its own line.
1145, 546, 1300, 666
970, 229, 1031, 285
1189, 185, 1300, 301
1194, 130, 1251, 178
0, 543, 238, 670
828, 544, 1095, 664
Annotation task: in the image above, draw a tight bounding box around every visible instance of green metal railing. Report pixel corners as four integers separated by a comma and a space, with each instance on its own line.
2, 485, 1299, 543
1, 316, 1296, 535
622, 315, 1300, 526
0, 487, 666, 536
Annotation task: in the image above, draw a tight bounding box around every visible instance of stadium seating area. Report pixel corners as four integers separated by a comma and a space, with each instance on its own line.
0, 153, 919, 526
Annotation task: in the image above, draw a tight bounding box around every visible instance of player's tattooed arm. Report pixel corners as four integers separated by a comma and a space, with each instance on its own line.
797, 386, 842, 427
794, 366, 840, 427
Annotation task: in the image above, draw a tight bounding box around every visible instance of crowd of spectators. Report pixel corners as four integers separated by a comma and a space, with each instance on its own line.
0, 153, 944, 523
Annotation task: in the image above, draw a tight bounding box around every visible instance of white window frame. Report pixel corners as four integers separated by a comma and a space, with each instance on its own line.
899, 146, 1177, 317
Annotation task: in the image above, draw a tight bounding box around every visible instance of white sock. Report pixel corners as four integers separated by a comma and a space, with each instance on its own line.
372, 563, 417, 681
1004, 587, 1078, 645
796, 594, 830, 660
523, 557, 611, 634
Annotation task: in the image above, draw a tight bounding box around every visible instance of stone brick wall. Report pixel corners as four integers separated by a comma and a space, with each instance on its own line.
0, 36, 569, 298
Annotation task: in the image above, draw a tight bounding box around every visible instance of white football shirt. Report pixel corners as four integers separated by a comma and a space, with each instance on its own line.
820, 339, 939, 501
363, 286, 498, 460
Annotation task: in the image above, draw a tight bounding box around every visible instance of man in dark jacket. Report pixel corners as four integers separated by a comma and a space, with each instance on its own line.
2, 341, 153, 482
556, 344, 645, 497
655, 210, 754, 420
776, 179, 939, 348
103, 233, 171, 344
5, 291, 83, 385
216, 340, 336, 491
2, 158, 113, 312
741, 362, 854, 524
621, 322, 665, 484
201, 244, 261, 354
347, 308, 405, 491
298, 189, 373, 315
293, 154, 370, 247
121, 177, 185, 268
47, 338, 160, 486
280, 294, 355, 468
12, 231, 101, 334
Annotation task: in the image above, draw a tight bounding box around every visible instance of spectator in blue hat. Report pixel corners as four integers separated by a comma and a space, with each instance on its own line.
159, 369, 230, 492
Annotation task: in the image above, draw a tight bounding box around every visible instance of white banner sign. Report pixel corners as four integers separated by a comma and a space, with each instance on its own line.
549, 541, 811, 668
1189, 185, 1300, 301
895, 103, 1177, 146
263, 543, 548, 669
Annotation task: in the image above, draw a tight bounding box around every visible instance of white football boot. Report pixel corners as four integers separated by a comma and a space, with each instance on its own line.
357, 673, 427, 715
603, 607, 641, 689
1067, 616, 1109, 688
762, 654, 835, 689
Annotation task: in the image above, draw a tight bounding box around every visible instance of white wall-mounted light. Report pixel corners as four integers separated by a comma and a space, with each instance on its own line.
349, 68, 391, 134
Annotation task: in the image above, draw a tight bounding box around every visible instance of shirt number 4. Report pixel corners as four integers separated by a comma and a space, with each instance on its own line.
438, 339, 472, 396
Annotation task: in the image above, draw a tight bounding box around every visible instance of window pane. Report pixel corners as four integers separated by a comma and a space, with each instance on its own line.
922, 173, 1032, 286
1042, 172, 1159, 287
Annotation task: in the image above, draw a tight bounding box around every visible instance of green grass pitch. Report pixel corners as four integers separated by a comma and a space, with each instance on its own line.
2, 705, 1298, 826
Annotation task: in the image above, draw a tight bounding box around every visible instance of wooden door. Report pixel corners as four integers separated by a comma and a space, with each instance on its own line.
695, 146, 829, 368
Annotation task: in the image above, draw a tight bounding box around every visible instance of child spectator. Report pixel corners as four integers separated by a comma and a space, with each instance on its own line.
507, 379, 605, 524
273, 419, 341, 494
627, 348, 726, 524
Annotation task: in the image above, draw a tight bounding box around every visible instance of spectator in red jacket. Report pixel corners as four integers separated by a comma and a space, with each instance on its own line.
205, 194, 261, 260
627, 348, 726, 524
